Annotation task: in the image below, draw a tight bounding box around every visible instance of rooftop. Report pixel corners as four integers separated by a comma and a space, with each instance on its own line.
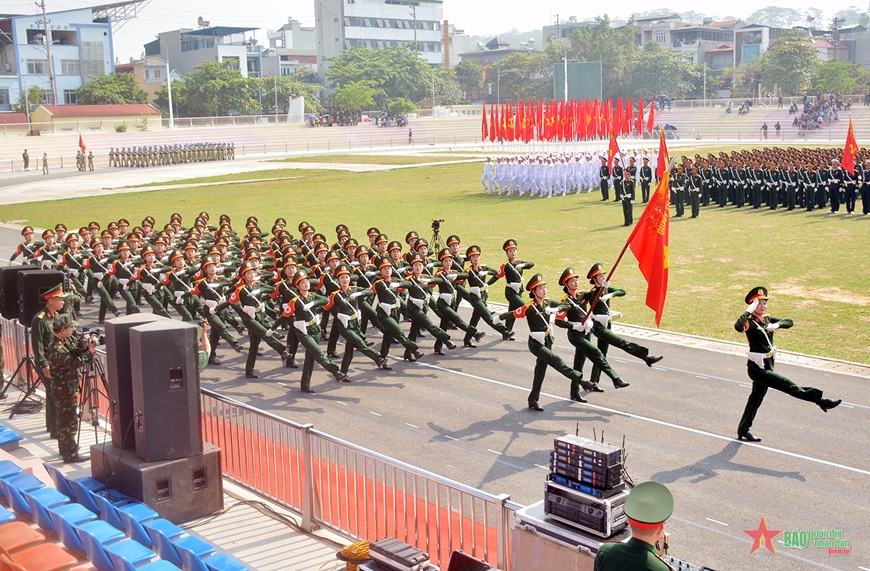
35, 104, 162, 117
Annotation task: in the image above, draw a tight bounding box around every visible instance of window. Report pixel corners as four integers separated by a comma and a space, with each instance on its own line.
433, 22, 439, 31
365, 40, 372, 48
0, 89, 9, 105
377, 40, 386, 48
41, 90, 54, 105
377, 19, 384, 27
25, 59, 48, 74
345, 39, 352, 48
154, 68, 161, 78
655, 32, 667, 44
144, 69, 150, 79
344, 17, 350, 25
364, 19, 371, 27
402, 20, 410, 29
81, 41, 106, 76
60, 59, 80, 75
63, 89, 78, 104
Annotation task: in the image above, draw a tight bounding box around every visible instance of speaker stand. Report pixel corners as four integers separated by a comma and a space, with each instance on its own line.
0, 330, 46, 419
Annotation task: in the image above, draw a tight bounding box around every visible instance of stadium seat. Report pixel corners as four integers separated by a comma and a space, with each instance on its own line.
78, 525, 156, 571
92, 494, 158, 534
120, 510, 181, 549
0, 462, 23, 481
0, 543, 78, 571
146, 525, 215, 567
23, 491, 94, 533
108, 550, 180, 571
49, 509, 124, 553
42, 463, 105, 501
0, 478, 67, 516
0, 431, 23, 451
176, 544, 249, 571
0, 507, 15, 527
0, 522, 44, 553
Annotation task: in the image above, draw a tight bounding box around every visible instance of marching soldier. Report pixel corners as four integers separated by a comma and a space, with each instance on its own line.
10, 226, 38, 265
371, 256, 424, 362
192, 258, 243, 365
599, 156, 610, 201
621, 169, 635, 226
639, 157, 652, 203
488, 239, 534, 334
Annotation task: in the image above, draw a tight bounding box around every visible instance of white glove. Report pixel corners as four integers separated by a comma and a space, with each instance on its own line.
492, 314, 501, 325
478, 270, 488, 278
571, 322, 584, 331
419, 278, 431, 285
350, 291, 364, 299
765, 322, 780, 331
746, 299, 759, 314
389, 282, 400, 290
601, 279, 610, 288
265, 329, 274, 337
515, 263, 525, 270
545, 306, 559, 315
601, 293, 614, 301
303, 302, 315, 312
610, 311, 622, 320
583, 319, 594, 334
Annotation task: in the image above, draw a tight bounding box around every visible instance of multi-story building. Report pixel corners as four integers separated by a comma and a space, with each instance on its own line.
0, 6, 118, 110
314, 0, 444, 82
145, 26, 263, 79
115, 56, 183, 104
543, 16, 597, 42
267, 18, 315, 50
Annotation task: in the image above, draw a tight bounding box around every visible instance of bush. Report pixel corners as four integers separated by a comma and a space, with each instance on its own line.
115, 124, 127, 133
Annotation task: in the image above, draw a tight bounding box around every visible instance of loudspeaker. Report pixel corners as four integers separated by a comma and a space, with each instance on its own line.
17, 270, 64, 325
105, 314, 170, 450
0, 267, 27, 320
130, 320, 202, 462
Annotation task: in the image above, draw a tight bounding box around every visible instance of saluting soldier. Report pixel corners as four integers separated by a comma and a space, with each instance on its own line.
402, 253, 455, 357
686, 166, 702, 219
493, 273, 599, 411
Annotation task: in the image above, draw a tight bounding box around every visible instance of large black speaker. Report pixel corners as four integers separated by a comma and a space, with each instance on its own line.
105, 314, 169, 450
0, 267, 28, 320
130, 320, 202, 462
17, 270, 64, 325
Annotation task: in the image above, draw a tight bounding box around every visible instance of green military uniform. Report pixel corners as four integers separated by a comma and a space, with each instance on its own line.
582, 263, 660, 386
402, 253, 454, 358
554, 268, 628, 394
31, 284, 74, 437
431, 249, 482, 350
47, 314, 89, 462
488, 239, 534, 333
229, 261, 288, 378
594, 481, 674, 571
107, 242, 140, 314
496, 274, 595, 411
370, 257, 422, 361
132, 245, 170, 318
735, 287, 840, 441
191, 260, 242, 363
463, 246, 513, 341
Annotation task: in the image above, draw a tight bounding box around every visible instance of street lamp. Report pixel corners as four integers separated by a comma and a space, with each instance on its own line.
157, 36, 175, 130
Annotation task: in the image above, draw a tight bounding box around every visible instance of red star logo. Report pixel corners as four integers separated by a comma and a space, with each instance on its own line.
744, 516, 782, 554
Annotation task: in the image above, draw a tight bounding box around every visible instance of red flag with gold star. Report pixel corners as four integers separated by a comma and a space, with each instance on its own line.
655, 128, 669, 179
78, 133, 86, 151
607, 129, 620, 170
842, 117, 858, 175
481, 103, 488, 142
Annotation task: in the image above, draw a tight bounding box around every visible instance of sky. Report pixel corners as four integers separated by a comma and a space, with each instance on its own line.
5, 0, 864, 62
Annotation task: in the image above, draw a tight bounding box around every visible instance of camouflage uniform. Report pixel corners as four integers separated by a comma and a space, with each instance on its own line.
47, 333, 88, 460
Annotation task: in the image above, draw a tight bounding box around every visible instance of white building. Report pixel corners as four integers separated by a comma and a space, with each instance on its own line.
145, 26, 263, 79
267, 18, 316, 50
314, 0, 444, 82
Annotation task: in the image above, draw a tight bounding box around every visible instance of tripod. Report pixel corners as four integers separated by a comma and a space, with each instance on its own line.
430, 225, 444, 253
76, 352, 109, 448
0, 328, 47, 419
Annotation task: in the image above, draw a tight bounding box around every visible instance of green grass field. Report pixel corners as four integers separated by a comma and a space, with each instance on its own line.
2, 158, 869, 364
273, 154, 457, 165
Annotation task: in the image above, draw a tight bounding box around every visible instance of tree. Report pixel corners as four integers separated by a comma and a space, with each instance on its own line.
75, 73, 149, 105
388, 98, 415, 115
626, 42, 699, 99
812, 59, 867, 94
153, 61, 260, 117
12, 87, 45, 114
333, 81, 381, 110
755, 29, 818, 95
326, 46, 443, 105
260, 75, 322, 114
746, 6, 804, 27
489, 52, 552, 101
455, 60, 482, 101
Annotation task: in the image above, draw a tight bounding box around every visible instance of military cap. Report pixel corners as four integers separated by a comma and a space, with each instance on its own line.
587, 263, 605, 283
298, 221, 311, 233
245, 219, 259, 229
55, 223, 67, 232
293, 269, 311, 286
375, 256, 393, 270
44, 283, 68, 300
52, 313, 79, 332
88, 221, 101, 230
21, 226, 34, 236
325, 250, 341, 263
414, 238, 429, 251
446, 235, 461, 247
274, 217, 286, 227
153, 236, 167, 246
169, 250, 183, 263
282, 256, 298, 267
117, 241, 131, 252
387, 240, 403, 253
367, 227, 381, 237
171, 212, 183, 221
405, 231, 419, 244
375, 234, 388, 245
313, 233, 327, 243
140, 244, 155, 256
239, 260, 257, 276
642, 157, 649, 162
344, 238, 358, 249
525, 273, 546, 292
335, 224, 349, 234
745, 286, 769, 305
118, 219, 129, 226
108, 222, 119, 230
127, 234, 141, 243
558, 267, 579, 287
89, 239, 101, 249
100, 230, 113, 238
438, 248, 453, 262
465, 245, 482, 258
65, 233, 80, 244
335, 263, 352, 277
624, 481, 673, 528
78, 227, 90, 236
219, 214, 231, 224
200, 258, 216, 272
503, 239, 518, 251
313, 242, 328, 255
407, 253, 424, 265
355, 246, 371, 259
42, 229, 55, 239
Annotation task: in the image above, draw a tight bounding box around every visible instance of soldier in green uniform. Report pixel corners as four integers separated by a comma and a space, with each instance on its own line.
10, 226, 39, 265
594, 481, 674, 571
735, 287, 841, 442
371, 256, 424, 362
131, 245, 170, 318
48, 313, 95, 463
493, 273, 599, 411
431, 249, 484, 348
463, 246, 514, 341
582, 263, 662, 387
31, 284, 73, 438
554, 268, 630, 394
402, 253, 455, 357
22, 149, 29, 171
488, 239, 534, 333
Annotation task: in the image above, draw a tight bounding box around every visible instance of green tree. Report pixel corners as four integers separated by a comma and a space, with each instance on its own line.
325, 46, 448, 105
153, 61, 260, 117
75, 73, 149, 105
388, 97, 415, 115
626, 42, 699, 99
755, 29, 818, 95
812, 59, 866, 94
260, 75, 322, 114
489, 52, 552, 101
12, 86, 45, 114
333, 81, 381, 110
455, 60, 482, 101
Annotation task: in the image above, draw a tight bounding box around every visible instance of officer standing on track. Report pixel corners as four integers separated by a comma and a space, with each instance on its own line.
734, 287, 841, 442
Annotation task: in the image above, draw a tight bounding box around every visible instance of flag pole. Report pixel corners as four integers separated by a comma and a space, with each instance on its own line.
581, 157, 676, 326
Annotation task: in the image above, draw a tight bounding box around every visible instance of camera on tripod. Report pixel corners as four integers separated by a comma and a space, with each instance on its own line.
76, 327, 105, 352
432, 219, 445, 232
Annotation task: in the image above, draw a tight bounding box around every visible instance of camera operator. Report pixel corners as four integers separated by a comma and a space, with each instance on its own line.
48, 313, 95, 463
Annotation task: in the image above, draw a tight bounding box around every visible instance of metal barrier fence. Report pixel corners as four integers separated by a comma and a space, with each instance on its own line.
200, 389, 522, 570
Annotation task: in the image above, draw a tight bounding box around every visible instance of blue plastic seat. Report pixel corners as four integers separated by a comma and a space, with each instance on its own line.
79, 523, 156, 571
42, 461, 105, 500
130, 514, 183, 548
177, 544, 249, 571
109, 550, 181, 571
50, 506, 125, 553
0, 505, 16, 526
147, 525, 215, 567
92, 493, 158, 534
67, 477, 129, 513
0, 430, 23, 449
0, 460, 23, 480
21, 489, 69, 532
0, 477, 67, 516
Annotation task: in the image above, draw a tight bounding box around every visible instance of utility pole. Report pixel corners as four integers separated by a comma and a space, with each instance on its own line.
274, 75, 278, 120
37, 0, 57, 106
